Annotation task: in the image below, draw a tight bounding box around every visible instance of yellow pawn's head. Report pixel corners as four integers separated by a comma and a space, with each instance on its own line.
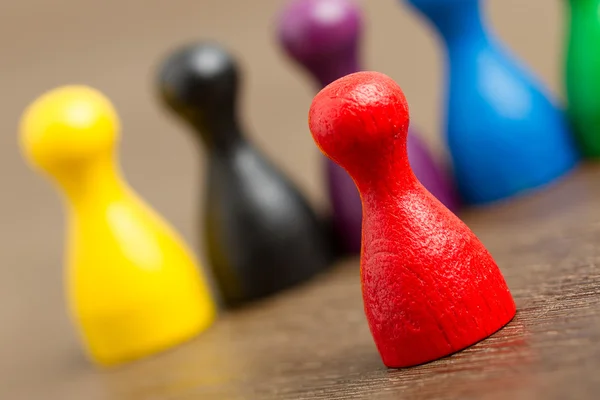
19, 85, 120, 174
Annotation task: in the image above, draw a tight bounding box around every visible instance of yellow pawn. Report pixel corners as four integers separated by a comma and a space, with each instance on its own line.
19, 85, 217, 367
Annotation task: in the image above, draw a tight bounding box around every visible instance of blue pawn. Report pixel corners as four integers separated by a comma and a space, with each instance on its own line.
402, 0, 580, 205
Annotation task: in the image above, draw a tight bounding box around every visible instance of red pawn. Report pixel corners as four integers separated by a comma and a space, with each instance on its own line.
308, 71, 516, 368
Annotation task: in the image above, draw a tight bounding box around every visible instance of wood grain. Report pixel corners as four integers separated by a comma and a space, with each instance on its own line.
4, 164, 600, 399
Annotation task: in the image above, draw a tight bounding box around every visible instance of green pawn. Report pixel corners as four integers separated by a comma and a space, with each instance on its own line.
565, 0, 600, 158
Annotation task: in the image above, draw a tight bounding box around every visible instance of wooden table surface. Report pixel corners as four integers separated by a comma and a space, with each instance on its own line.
4, 163, 600, 400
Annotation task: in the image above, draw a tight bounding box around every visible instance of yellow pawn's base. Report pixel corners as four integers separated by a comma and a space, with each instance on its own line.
79, 302, 215, 367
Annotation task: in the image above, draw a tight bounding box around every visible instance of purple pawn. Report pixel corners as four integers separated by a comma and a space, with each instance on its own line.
277, 0, 459, 254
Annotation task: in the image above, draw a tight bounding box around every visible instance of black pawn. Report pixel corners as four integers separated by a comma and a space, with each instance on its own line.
156, 41, 334, 307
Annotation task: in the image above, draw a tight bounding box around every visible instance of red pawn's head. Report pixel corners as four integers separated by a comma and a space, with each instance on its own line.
308, 71, 410, 183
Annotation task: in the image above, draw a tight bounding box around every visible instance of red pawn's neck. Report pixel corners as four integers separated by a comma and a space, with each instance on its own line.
349, 141, 418, 201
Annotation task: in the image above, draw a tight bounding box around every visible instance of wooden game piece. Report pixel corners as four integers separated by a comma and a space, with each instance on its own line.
308, 71, 517, 368
18, 85, 217, 367
565, 0, 600, 158
403, 0, 580, 204
277, 0, 459, 255
156, 42, 334, 307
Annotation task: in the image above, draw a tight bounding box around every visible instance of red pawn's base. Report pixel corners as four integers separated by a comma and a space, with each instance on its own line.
379, 309, 516, 369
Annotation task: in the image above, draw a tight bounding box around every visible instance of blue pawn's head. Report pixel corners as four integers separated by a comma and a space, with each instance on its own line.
401, 0, 481, 35
402, 0, 476, 13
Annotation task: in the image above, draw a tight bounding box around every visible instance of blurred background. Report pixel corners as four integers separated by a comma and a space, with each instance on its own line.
0, 0, 562, 394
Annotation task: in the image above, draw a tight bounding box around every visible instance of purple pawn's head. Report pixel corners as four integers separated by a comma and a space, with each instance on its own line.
277, 0, 363, 87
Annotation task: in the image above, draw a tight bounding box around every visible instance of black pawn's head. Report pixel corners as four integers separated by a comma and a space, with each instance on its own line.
157, 42, 241, 142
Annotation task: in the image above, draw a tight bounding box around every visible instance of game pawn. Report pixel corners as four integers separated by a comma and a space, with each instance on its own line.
277, 0, 459, 255
402, 0, 580, 205
19, 86, 217, 367
564, 0, 600, 158
308, 71, 516, 368
157, 42, 334, 307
